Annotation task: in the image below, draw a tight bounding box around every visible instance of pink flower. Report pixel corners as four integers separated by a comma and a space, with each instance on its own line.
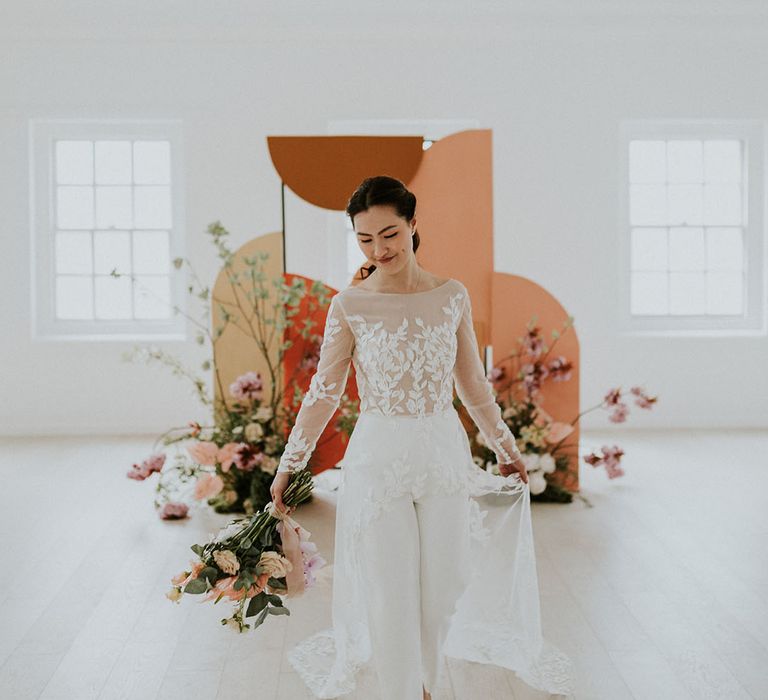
487, 366, 505, 383
608, 403, 629, 423
188, 421, 202, 437
217, 442, 240, 473
299, 343, 321, 372
229, 371, 264, 403
582, 444, 626, 479
521, 361, 549, 395
604, 387, 622, 406
522, 327, 546, 359
547, 356, 573, 382
630, 385, 658, 410
194, 473, 224, 500
187, 441, 220, 466
145, 453, 166, 472
126, 452, 166, 480
233, 443, 262, 472
159, 502, 189, 520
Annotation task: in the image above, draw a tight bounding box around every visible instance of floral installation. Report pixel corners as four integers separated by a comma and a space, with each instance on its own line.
465, 315, 659, 506
118, 221, 345, 518
166, 469, 327, 632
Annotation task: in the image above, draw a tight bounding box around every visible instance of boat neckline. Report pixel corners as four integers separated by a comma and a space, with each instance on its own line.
346, 278, 454, 296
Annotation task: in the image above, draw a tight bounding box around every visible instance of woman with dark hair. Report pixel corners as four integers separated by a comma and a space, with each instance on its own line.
270, 176, 574, 699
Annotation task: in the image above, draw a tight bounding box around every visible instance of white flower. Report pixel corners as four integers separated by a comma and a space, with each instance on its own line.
259, 455, 278, 476
244, 422, 264, 442
529, 472, 548, 495
521, 453, 541, 471
502, 406, 517, 419
539, 453, 556, 474
475, 431, 487, 448
254, 406, 273, 423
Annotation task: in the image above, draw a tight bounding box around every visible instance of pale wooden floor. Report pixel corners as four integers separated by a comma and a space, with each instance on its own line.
0, 428, 766, 700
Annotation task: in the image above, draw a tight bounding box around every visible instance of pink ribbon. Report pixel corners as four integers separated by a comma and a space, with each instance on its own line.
268, 503, 306, 597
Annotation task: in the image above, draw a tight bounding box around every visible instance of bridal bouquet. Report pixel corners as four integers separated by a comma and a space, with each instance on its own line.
166, 469, 327, 632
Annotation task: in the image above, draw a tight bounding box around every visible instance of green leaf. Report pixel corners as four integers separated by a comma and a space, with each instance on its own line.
267, 606, 290, 616
245, 591, 268, 617
266, 594, 284, 606
183, 578, 207, 595
252, 605, 270, 629
199, 566, 218, 583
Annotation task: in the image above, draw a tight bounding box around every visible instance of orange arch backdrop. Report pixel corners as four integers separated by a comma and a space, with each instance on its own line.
214, 130, 581, 489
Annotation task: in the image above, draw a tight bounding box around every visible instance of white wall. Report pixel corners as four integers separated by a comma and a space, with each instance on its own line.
2, 1, 767, 434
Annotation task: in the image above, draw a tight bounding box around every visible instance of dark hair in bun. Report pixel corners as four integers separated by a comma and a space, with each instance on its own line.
346, 175, 420, 278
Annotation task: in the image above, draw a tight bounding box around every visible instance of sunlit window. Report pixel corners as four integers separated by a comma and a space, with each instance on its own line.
620, 121, 763, 334
31, 121, 186, 339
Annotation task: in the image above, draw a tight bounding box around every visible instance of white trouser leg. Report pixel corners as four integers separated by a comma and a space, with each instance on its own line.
359, 494, 423, 700
415, 491, 472, 694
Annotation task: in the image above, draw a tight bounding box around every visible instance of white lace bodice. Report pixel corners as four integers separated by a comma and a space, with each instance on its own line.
276, 278, 523, 474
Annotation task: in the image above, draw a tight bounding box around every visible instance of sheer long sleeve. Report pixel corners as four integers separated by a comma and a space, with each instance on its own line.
276, 294, 355, 474
453, 288, 523, 465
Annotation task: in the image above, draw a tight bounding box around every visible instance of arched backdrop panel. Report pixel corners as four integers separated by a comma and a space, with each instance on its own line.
491, 272, 581, 492
212, 130, 581, 489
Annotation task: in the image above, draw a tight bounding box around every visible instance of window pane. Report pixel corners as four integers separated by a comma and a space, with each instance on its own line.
631, 271, 668, 315
134, 141, 171, 184
133, 230, 169, 273
631, 227, 667, 270
134, 275, 171, 319
667, 140, 703, 183
707, 272, 743, 315
95, 186, 133, 229
56, 141, 93, 184
134, 186, 172, 228
55, 231, 92, 274
704, 140, 741, 183
95, 140, 132, 184
95, 275, 132, 319
667, 184, 703, 226
629, 140, 666, 183
630, 184, 667, 225
94, 230, 131, 275
706, 227, 743, 271
703, 183, 742, 225
669, 227, 705, 271
57, 186, 94, 229
669, 272, 706, 314
56, 275, 93, 319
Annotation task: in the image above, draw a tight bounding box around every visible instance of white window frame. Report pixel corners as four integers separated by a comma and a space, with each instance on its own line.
29, 118, 188, 342
617, 119, 766, 337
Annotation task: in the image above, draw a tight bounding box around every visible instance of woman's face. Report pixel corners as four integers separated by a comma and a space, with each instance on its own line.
353, 204, 416, 275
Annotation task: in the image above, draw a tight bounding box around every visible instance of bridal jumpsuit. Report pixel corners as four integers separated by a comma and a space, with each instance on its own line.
275, 278, 575, 699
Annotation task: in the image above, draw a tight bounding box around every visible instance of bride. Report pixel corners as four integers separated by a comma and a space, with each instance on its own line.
270, 175, 575, 699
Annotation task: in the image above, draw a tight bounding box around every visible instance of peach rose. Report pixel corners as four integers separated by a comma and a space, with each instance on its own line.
213, 549, 240, 575
258, 551, 293, 578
